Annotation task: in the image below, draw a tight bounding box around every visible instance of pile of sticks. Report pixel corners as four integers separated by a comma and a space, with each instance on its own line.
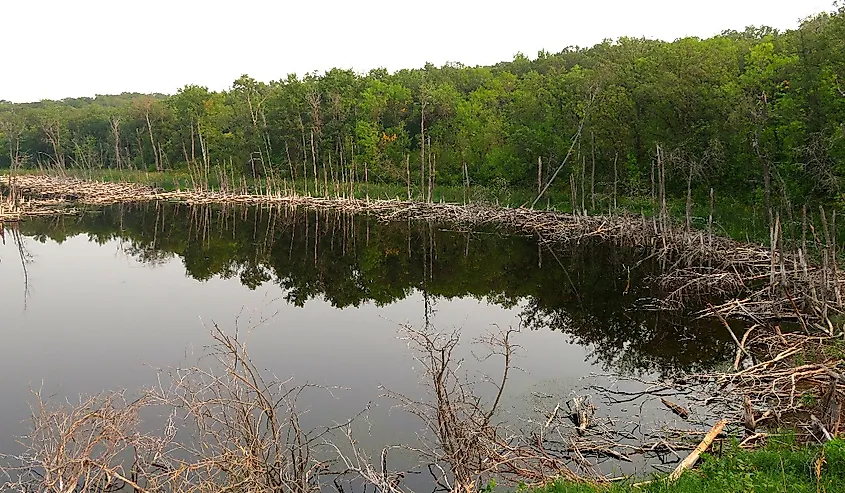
704, 321, 845, 443
3, 174, 844, 322
579, 305, 844, 464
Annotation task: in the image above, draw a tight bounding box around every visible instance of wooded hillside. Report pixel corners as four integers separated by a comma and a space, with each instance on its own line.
2, 7, 844, 209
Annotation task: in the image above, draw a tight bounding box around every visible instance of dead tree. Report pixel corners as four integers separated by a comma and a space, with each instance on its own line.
306, 84, 322, 195
752, 91, 773, 227
109, 116, 122, 170
531, 87, 597, 208
41, 118, 65, 170
664, 140, 724, 234
419, 83, 427, 201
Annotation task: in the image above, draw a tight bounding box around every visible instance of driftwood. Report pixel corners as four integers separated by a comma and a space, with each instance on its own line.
811, 414, 834, 442
629, 419, 728, 488
568, 396, 595, 435
743, 394, 756, 435
660, 398, 690, 419
667, 419, 727, 481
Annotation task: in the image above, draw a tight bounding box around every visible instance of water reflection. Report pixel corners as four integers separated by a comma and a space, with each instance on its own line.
15, 203, 734, 375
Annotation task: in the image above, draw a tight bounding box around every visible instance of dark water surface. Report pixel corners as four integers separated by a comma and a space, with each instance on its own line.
0, 204, 734, 480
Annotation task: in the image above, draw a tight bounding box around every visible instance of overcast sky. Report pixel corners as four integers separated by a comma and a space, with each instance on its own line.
1, 0, 836, 103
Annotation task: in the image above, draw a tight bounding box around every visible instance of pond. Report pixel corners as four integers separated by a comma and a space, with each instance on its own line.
0, 203, 735, 485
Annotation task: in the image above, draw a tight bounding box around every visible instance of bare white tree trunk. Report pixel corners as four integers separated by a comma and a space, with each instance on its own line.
110, 117, 122, 170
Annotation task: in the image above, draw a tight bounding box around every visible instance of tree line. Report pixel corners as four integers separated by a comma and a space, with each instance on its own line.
2, 6, 844, 211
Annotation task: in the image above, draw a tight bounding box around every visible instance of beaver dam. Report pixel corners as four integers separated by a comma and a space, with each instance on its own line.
1, 174, 844, 492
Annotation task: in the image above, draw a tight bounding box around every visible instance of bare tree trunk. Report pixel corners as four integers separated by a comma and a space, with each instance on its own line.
285, 141, 295, 181
197, 127, 209, 188
311, 130, 318, 196
428, 138, 434, 203
145, 110, 160, 171
686, 169, 693, 233
158, 143, 166, 170
763, 150, 772, 225
802, 203, 808, 254
110, 117, 122, 170
612, 152, 618, 211
2, 117, 22, 206
580, 155, 586, 215
590, 132, 596, 211
419, 85, 426, 201
323, 159, 329, 197
137, 129, 146, 170
260, 110, 273, 170
351, 141, 356, 198
650, 158, 656, 206
833, 210, 841, 306
709, 188, 714, 249
820, 206, 834, 310
661, 150, 668, 235
464, 161, 470, 204
537, 156, 542, 196
754, 92, 773, 227
656, 144, 666, 234
406, 154, 411, 200
770, 213, 779, 289
432, 151, 436, 201
190, 121, 196, 164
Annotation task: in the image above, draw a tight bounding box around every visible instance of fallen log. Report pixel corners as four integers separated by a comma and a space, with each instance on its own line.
667, 419, 727, 482
660, 397, 690, 419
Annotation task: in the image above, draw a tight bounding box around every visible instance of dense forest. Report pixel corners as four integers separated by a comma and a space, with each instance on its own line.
2, 7, 844, 211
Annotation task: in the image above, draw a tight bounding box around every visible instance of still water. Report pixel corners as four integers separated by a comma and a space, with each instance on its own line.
0, 204, 734, 480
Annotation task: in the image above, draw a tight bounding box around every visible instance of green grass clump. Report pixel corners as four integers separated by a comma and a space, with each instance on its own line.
523, 438, 845, 493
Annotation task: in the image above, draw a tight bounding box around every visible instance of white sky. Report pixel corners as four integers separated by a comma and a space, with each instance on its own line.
0, 0, 836, 103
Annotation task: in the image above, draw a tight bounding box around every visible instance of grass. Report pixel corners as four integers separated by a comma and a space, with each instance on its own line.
517, 438, 845, 493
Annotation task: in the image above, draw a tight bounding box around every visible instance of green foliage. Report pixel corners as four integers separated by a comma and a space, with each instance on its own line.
526, 439, 845, 493
3, 6, 845, 210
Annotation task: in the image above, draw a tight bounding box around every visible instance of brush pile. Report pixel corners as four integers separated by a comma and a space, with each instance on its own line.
3, 174, 843, 323
710, 322, 845, 443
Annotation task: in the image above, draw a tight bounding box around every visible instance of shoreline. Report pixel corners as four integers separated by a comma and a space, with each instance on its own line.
2, 173, 844, 491
2, 173, 844, 323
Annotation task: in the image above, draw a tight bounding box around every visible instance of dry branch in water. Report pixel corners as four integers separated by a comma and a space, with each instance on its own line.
366, 325, 585, 492
141, 323, 340, 492
0, 391, 149, 492
0, 323, 343, 493
0, 322, 594, 493
4, 305, 840, 492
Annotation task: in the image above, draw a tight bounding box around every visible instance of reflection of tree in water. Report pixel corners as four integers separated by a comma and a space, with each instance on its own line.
18, 203, 734, 375
518, 244, 736, 376
123, 243, 175, 266
2, 225, 34, 309
521, 301, 735, 376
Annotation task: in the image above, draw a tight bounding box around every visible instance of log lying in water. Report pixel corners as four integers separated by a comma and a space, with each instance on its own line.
660, 398, 690, 419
